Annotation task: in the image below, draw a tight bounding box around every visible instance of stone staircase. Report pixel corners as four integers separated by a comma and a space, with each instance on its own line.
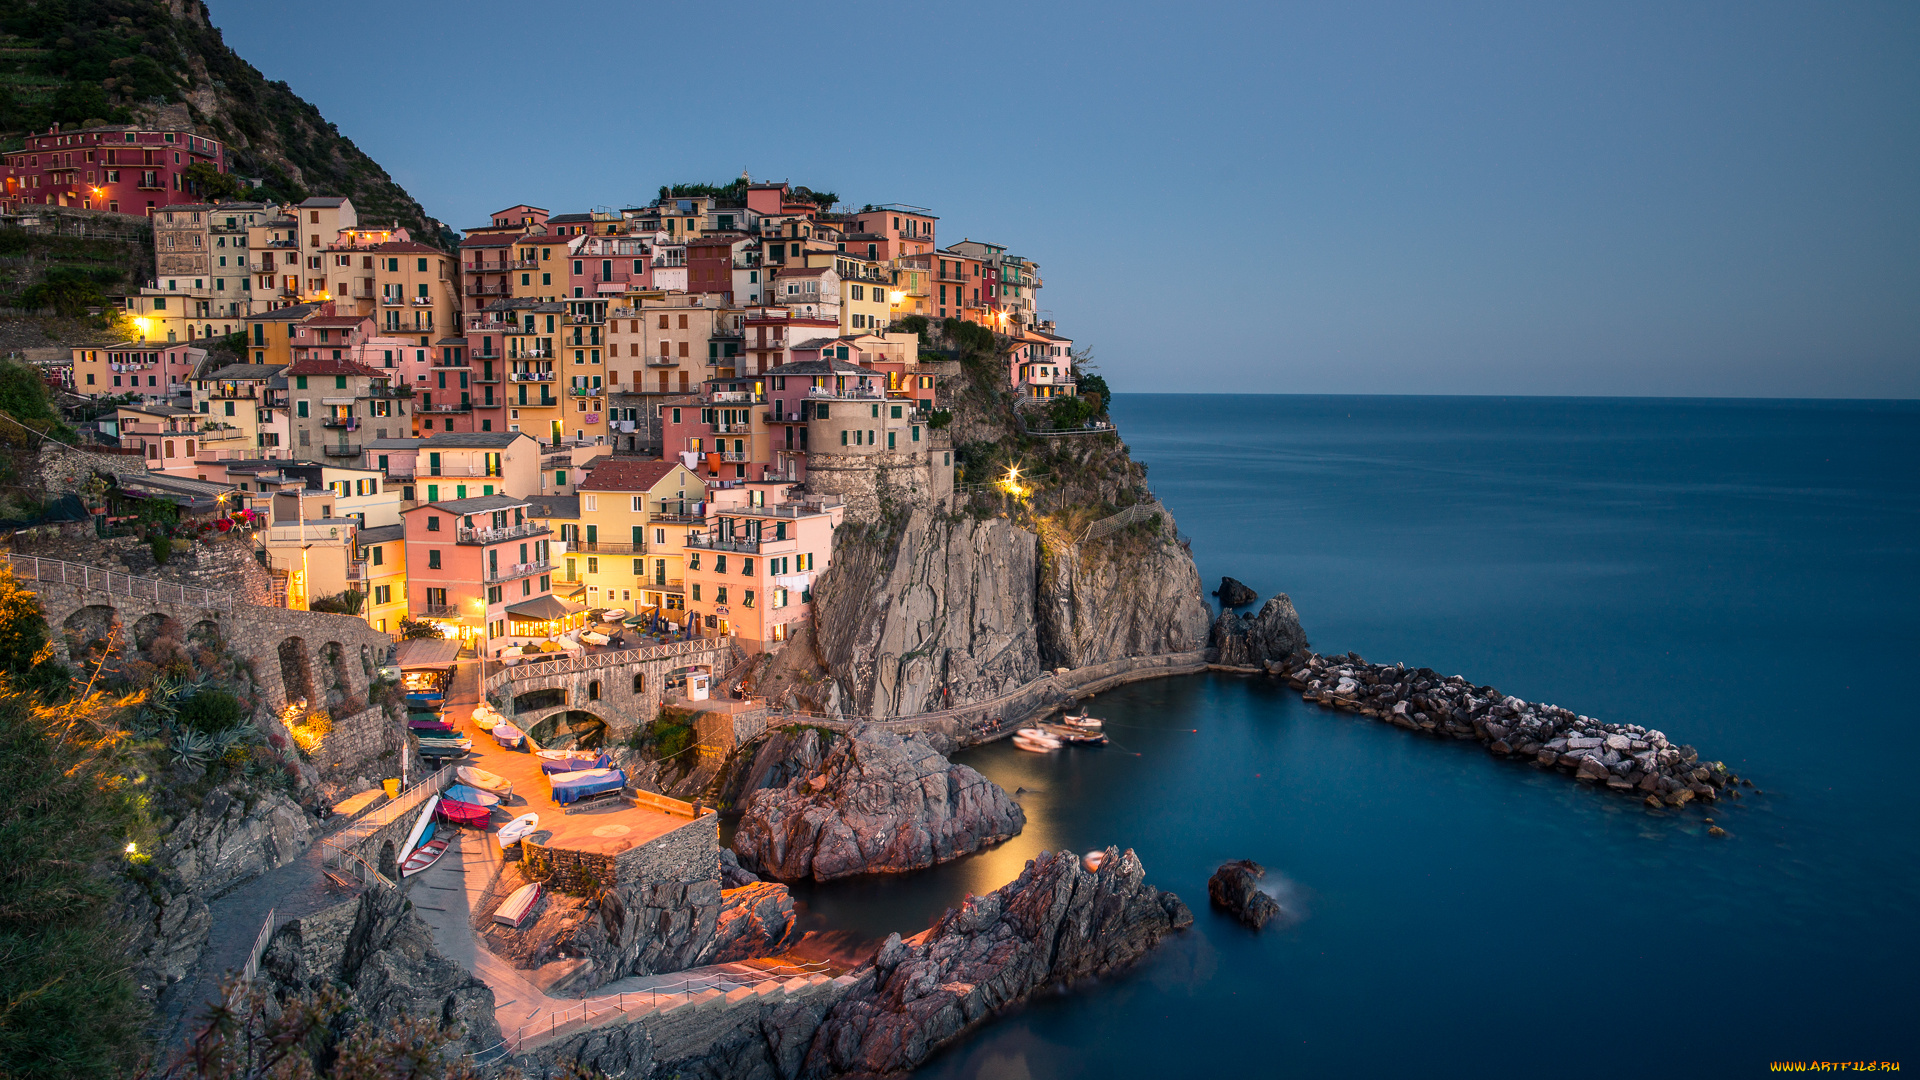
507, 968, 859, 1056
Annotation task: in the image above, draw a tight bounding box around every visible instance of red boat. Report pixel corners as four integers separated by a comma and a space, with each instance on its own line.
434, 797, 491, 828
399, 835, 449, 877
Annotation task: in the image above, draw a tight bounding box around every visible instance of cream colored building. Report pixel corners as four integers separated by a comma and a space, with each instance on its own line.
414, 431, 541, 502
574, 459, 702, 616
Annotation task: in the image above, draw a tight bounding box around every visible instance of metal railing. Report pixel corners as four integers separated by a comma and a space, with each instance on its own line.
568, 541, 641, 555
4, 554, 230, 608
1079, 500, 1163, 542
456, 522, 549, 544
485, 560, 552, 583
319, 765, 453, 881
685, 532, 793, 555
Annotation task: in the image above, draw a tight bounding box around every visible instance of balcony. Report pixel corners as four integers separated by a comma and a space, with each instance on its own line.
650, 511, 703, 525
806, 386, 885, 401
410, 296, 434, 306
321, 443, 362, 457
706, 390, 765, 404
345, 561, 370, 582
569, 386, 600, 398
648, 579, 686, 593
711, 421, 753, 434
418, 603, 462, 618
510, 371, 555, 381
425, 402, 472, 413
485, 560, 552, 584
455, 522, 550, 545
513, 349, 552, 359
685, 532, 795, 555
421, 465, 502, 477
513, 258, 540, 269
321, 416, 359, 430
645, 356, 679, 367
466, 317, 508, 333
465, 283, 505, 296
210, 386, 259, 400
381, 295, 404, 306
464, 263, 508, 274
568, 542, 646, 560
362, 385, 413, 398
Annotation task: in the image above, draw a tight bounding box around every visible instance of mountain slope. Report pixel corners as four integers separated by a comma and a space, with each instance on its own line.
0, 0, 452, 248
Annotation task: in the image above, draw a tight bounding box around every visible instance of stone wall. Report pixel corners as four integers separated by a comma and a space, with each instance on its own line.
35, 442, 148, 495
524, 844, 618, 896
489, 639, 739, 746
557, 814, 727, 987
305, 703, 407, 800
802, 432, 954, 522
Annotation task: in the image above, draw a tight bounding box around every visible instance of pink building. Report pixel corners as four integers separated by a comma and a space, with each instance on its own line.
401, 493, 568, 655
681, 492, 843, 651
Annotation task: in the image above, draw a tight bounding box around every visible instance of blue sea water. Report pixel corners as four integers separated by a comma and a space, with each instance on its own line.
791, 395, 1920, 1079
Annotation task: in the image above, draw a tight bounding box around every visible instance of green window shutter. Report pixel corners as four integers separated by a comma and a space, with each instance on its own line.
632, 526, 643, 547
335, 375, 346, 389
296, 376, 307, 389
427, 484, 438, 501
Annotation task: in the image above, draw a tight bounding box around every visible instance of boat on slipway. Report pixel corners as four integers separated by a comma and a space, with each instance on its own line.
1013, 728, 1063, 752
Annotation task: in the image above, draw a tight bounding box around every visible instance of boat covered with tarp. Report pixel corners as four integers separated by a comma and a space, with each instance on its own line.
548, 768, 626, 805
539, 752, 613, 775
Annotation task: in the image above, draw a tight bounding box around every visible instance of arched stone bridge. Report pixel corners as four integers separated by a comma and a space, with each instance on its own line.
484, 637, 741, 748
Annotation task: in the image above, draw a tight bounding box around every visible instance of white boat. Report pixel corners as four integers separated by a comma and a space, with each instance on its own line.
444, 783, 500, 808
1013, 728, 1062, 752
497, 812, 539, 846
535, 749, 581, 761
493, 881, 542, 928
456, 765, 512, 799
1062, 711, 1103, 730
470, 706, 502, 731
491, 721, 525, 749
580, 630, 610, 646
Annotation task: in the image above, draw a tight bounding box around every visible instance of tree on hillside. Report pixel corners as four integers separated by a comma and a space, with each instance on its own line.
0, 566, 73, 700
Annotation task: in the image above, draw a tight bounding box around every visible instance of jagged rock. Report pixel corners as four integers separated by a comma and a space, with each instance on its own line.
160, 786, 314, 895
1210, 593, 1310, 667
260, 888, 501, 1055
1208, 860, 1283, 929
733, 725, 1025, 881
1213, 576, 1258, 607
802, 848, 1190, 1077
706, 882, 796, 964
719, 846, 761, 888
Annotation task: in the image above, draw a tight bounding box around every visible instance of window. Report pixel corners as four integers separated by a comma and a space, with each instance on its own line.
691, 583, 700, 601
742, 558, 754, 576
633, 673, 646, 693
688, 553, 700, 570
588, 557, 599, 574
373, 585, 391, 605
716, 586, 728, 605
583, 494, 597, 511
630, 496, 646, 512
555, 470, 567, 486
296, 400, 309, 417
427, 550, 441, 569
715, 555, 727, 574
743, 590, 755, 608
370, 546, 384, 566
426, 515, 440, 531
588, 680, 601, 701
296, 375, 307, 389
487, 586, 502, 603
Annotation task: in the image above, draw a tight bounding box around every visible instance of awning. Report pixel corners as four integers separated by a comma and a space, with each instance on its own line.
394, 637, 462, 670
506, 595, 575, 620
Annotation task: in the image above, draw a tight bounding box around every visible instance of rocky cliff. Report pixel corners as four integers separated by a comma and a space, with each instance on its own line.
811, 505, 1209, 717
1210, 593, 1310, 669
733, 725, 1025, 881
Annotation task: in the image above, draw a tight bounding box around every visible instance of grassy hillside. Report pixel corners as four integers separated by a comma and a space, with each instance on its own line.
0, 0, 453, 248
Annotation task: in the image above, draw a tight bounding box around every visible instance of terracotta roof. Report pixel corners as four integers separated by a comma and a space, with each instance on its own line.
576, 459, 684, 492
285, 357, 384, 377
460, 235, 514, 247
303, 316, 372, 328
372, 241, 444, 254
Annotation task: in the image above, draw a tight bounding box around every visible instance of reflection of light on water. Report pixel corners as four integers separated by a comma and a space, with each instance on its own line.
972, 1050, 1035, 1080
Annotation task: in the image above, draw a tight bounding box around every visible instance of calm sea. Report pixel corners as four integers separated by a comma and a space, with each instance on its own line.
786, 395, 1920, 1079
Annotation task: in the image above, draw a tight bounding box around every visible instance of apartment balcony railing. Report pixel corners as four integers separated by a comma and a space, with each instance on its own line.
514, 349, 552, 359
345, 561, 369, 582
465, 283, 505, 296
321, 443, 362, 457
264, 524, 356, 543
568, 386, 600, 397
421, 465, 501, 477
418, 603, 461, 618
466, 317, 507, 333
589, 273, 632, 284
464, 263, 508, 274
706, 390, 765, 404
426, 402, 472, 413
513, 258, 540, 269
485, 560, 552, 584
711, 421, 753, 434
568, 540, 641, 555
455, 522, 550, 545
381, 295, 404, 306
805, 386, 884, 401
362, 386, 415, 399
650, 579, 685, 592
510, 371, 554, 381
684, 532, 796, 555
410, 296, 434, 306
717, 496, 841, 520
210, 387, 259, 400
321, 416, 359, 430
645, 356, 679, 367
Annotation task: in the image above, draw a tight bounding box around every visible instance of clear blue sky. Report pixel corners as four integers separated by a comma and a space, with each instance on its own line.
212, 1, 1918, 398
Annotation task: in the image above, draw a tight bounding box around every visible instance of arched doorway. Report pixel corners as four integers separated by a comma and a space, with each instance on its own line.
378, 840, 397, 879
277, 637, 313, 709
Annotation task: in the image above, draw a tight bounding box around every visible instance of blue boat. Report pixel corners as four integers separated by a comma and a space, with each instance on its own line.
549, 768, 626, 805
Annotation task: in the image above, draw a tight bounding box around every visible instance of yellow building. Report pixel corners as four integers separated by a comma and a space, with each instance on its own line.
808, 250, 892, 333
354, 523, 408, 633
574, 459, 702, 616
510, 235, 567, 301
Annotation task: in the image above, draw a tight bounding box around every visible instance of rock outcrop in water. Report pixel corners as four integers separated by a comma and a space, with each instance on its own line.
732, 724, 1025, 881
514, 847, 1191, 1080
803, 847, 1192, 1077
1210, 593, 1309, 668
1287, 651, 1743, 804
1208, 860, 1283, 929
1214, 576, 1258, 607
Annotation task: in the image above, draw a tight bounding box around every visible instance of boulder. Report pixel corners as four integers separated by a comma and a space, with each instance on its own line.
1207, 860, 1283, 929
1210, 594, 1310, 667
733, 725, 1025, 881
719, 846, 761, 889
803, 848, 1190, 1077
1213, 577, 1258, 607
705, 881, 796, 964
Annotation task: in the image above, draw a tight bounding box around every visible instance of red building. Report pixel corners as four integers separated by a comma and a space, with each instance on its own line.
1, 123, 231, 215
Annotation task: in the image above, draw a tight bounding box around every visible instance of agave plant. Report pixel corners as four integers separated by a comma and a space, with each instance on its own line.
169, 729, 219, 765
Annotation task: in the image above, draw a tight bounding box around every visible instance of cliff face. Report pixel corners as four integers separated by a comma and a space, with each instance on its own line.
812, 512, 1043, 716
810, 506, 1210, 716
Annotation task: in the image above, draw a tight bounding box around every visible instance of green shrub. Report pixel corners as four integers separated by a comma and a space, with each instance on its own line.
176, 689, 244, 733
149, 534, 172, 566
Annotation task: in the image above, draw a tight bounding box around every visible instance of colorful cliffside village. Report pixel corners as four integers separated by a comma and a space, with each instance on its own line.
57, 177, 1082, 658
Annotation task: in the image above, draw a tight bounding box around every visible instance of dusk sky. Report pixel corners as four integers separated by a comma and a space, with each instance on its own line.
214, 1, 1918, 398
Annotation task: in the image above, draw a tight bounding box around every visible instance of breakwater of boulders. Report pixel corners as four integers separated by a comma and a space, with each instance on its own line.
1283, 651, 1747, 808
